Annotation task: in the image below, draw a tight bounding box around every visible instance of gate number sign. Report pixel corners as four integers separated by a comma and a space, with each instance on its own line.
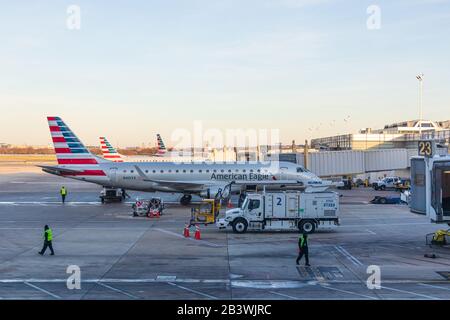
418, 140, 434, 157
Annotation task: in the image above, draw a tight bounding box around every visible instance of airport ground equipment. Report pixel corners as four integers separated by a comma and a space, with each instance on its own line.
394, 179, 411, 191
100, 187, 124, 203
354, 178, 365, 187
364, 179, 370, 187
370, 196, 403, 205
400, 190, 411, 204
426, 229, 450, 247
190, 199, 221, 226
132, 198, 164, 217
337, 178, 352, 190
217, 190, 339, 234
372, 177, 401, 191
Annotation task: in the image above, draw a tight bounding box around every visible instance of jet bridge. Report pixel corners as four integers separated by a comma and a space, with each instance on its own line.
410, 142, 450, 224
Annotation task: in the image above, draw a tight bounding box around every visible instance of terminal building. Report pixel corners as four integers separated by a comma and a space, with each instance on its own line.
310, 120, 450, 151
191, 119, 450, 180
259, 120, 450, 180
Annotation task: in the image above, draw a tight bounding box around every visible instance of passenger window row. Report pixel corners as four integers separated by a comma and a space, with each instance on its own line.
121, 169, 265, 174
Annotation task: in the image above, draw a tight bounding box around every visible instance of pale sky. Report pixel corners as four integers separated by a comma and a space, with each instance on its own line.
0, 0, 449, 147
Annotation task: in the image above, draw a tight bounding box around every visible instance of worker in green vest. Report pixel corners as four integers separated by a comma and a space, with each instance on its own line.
296, 233, 310, 266
60, 186, 67, 204
38, 225, 54, 255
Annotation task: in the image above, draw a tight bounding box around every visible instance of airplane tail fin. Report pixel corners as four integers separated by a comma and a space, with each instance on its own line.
99, 137, 124, 162
47, 116, 107, 167
156, 134, 167, 156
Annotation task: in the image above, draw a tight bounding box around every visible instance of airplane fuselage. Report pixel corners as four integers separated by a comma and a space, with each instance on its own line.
58, 161, 324, 195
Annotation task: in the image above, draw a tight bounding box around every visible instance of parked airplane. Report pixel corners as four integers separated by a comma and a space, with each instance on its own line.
99, 135, 206, 163
156, 134, 167, 156
42, 117, 331, 205
99, 137, 123, 162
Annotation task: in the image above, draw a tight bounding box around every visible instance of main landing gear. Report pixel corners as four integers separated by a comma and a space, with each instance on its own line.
180, 194, 192, 206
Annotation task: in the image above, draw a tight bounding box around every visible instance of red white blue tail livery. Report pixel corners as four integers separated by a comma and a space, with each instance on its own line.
156, 134, 167, 156
100, 137, 124, 162
43, 116, 108, 179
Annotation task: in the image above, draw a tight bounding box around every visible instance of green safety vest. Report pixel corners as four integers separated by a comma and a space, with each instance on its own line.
300, 236, 307, 248
45, 229, 53, 241
60, 188, 67, 195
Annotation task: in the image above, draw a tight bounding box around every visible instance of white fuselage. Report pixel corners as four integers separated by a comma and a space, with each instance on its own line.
59, 161, 326, 195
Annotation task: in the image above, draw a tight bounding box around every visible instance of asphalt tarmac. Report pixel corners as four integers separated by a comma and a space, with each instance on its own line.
0, 170, 449, 300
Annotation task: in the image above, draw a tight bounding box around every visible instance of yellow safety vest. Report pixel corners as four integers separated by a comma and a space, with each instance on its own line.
45, 229, 53, 241
60, 188, 67, 195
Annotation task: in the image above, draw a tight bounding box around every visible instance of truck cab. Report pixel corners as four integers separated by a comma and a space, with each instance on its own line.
219, 194, 264, 233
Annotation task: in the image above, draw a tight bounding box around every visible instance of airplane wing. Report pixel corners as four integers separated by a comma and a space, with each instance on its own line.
230, 180, 305, 186
133, 165, 205, 190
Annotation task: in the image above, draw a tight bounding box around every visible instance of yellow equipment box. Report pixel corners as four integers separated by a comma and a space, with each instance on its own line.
190, 199, 221, 226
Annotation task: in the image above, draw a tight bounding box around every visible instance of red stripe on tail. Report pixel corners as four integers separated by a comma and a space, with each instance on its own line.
49, 126, 61, 132
52, 137, 66, 143
54, 148, 71, 153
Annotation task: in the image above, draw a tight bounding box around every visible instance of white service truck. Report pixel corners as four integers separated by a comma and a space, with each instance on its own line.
217, 191, 340, 233
372, 177, 401, 191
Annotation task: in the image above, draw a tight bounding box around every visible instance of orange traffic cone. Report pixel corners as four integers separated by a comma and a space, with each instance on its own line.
183, 224, 190, 238
227, 199, 233, 209
194, 225, 201, 240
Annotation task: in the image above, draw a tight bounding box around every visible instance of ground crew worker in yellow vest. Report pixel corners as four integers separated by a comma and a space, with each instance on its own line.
60, 186, 67, 204
296, 233, 310, 266
38, 225, 54, 256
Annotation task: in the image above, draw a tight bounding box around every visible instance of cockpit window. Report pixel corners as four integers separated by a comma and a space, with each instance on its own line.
296, 167, 304, 173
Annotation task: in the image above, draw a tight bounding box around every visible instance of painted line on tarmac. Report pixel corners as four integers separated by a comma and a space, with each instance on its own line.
97, 282, 138, 299
365, 229, 376, 235
0, 201, 102, 206
418, 283, 450, 292
341, 222, 432, 228
9, 181, 82, 185
4, 279, 449, 286
0, 278, 229, 284
153, 228, 224, 248
24, 282, 61, 299
0, 202, 17, 205
232, 280, 310, 289
168, 282, 218, 299
334, 245, 363, 266
0, 228, 41, 230
320, 284, 377, 300
269, 291, 299, 300
380, 285, 440, 300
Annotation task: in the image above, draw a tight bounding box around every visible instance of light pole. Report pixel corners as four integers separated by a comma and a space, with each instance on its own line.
416, 73, 424, 136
